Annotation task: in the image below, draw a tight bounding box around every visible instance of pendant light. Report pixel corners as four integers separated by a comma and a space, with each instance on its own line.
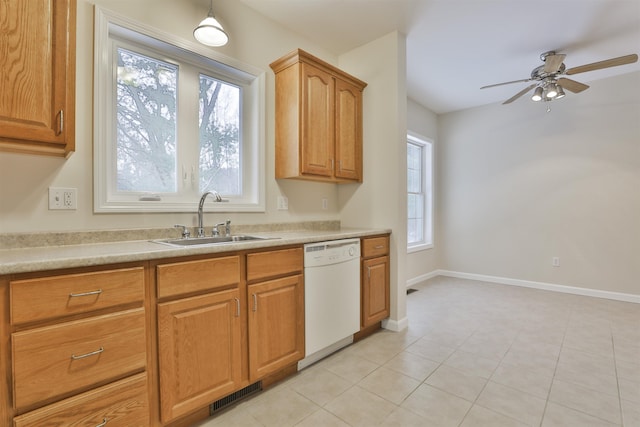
194, 0, 228, 47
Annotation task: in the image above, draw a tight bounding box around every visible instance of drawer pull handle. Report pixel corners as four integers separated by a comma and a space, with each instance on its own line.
374, 245, 384, 249
96, 418, 108, 427
71, 347, 104, 360
69, 289, 103, 298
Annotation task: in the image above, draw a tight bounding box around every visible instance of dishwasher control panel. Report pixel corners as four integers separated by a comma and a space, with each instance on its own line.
304, 238, 361, 268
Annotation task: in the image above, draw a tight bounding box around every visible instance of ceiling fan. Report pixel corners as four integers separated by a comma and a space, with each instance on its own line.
481, 51, 638, 105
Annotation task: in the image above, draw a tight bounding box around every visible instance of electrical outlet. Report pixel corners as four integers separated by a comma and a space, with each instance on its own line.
552, 257, 560, 267
49, 187, 77, 210
277, 196, 288, 210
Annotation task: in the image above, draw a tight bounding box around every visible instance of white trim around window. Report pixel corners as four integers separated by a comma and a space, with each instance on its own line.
407, 132, 434, 253
93, 7, 265, 213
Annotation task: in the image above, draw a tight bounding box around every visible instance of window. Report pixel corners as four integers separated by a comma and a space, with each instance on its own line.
94, 8, 265, 212
407, 134, 433, 251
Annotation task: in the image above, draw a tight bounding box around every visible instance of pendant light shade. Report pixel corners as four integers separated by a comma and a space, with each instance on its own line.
544, 83, 558, 99
531, 86, 543, 102
194, 1, 228, 47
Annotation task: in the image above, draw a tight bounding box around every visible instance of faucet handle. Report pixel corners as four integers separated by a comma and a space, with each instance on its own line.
225, 219, 231, 236
174, 224, 190, 239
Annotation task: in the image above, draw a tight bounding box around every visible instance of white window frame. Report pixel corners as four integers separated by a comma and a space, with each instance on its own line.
93, 7, 265, 213
407, 132, 433, 253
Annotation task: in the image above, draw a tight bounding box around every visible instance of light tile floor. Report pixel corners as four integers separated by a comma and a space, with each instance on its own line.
194, 276, 640, 427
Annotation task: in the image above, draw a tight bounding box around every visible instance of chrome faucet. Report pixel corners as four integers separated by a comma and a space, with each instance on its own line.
197, 191, 222, 237
213, 220, 231, 237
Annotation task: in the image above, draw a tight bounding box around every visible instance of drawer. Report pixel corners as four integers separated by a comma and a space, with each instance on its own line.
362, 236, 389, 258
11, 267, 144, 325
13, 373, 149, 427
157, 255, 240, 299
12, 308, 146, 411
246, 247, 303, 282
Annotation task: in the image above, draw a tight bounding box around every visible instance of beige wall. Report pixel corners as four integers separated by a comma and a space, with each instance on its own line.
0, 0, 344, 233
406, 98, 439, 285
339, 32, 408, 329
438, 71, 640, 296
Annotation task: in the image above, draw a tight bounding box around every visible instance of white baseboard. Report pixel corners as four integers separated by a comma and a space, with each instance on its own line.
382, 316, 408, 332
427, 269, 640, 304
406, 271, 440, 288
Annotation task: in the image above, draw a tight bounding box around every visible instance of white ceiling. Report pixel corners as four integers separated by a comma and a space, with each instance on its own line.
239, 0, 640, 114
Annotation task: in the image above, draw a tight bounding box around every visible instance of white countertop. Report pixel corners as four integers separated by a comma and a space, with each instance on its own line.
0, 228, 390, 275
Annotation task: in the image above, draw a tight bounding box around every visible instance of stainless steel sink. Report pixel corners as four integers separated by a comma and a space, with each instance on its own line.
152, 235, 273, 247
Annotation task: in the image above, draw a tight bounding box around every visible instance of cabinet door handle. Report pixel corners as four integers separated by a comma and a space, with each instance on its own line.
367, 266, 371, 278
96, 418, 108, 427
69, 289, 103, 298
57, 109, 64, 135
252, 294, 257, 312
71, 347, 104, 360
234, 298, 240, 317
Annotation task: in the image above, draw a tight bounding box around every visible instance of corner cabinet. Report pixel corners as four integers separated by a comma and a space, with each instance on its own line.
270, 49, 367, 183
0, 0, 76, 156
361, 236, 390, 328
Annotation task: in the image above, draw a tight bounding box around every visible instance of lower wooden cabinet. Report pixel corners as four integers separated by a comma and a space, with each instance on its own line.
361, 236, 390, 328
12, 308, 147, 411
248, 274, 304, 381
2, 239, 379, 426
5, 264, 149, 426
13, 373, 149, 427
157, 288, 242, 423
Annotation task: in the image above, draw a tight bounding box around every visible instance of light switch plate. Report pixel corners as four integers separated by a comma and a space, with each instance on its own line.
49, 187, 77, 210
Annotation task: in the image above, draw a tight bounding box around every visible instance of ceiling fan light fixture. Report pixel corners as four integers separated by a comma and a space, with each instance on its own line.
555, 85, 566, 99
194, 1, 228, 47
544, 83, 558, 99
531, 86, 543, 102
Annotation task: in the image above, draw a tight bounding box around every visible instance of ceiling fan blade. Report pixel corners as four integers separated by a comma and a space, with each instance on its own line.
481, 78, 531, 89
543, 53, 566, 73
557, 78, 589, 93
502, 83, 537, 104
565, 54, 638, 75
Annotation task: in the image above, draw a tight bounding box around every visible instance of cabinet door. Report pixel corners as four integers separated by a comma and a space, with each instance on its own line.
0, 0, 76, 156
301, 63, 334, 178
248, 275, 304, 381
157, 289, 242, 422
362, 256, 390, 327
335, 78, 363, 181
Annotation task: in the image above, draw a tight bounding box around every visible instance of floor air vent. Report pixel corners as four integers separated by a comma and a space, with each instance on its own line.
209, 381, 262, 415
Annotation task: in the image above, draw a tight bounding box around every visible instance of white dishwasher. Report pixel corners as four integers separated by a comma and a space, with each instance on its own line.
298, 238, 361, 370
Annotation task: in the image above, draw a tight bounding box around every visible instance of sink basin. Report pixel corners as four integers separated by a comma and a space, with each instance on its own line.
153, 235, 273, 247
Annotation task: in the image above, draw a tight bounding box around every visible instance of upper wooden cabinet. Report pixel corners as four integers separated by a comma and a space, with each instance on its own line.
0, 0, 76, 157
270, 49, 366, 183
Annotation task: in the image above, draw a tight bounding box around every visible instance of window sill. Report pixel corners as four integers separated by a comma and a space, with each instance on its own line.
407, 243, 433, 254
